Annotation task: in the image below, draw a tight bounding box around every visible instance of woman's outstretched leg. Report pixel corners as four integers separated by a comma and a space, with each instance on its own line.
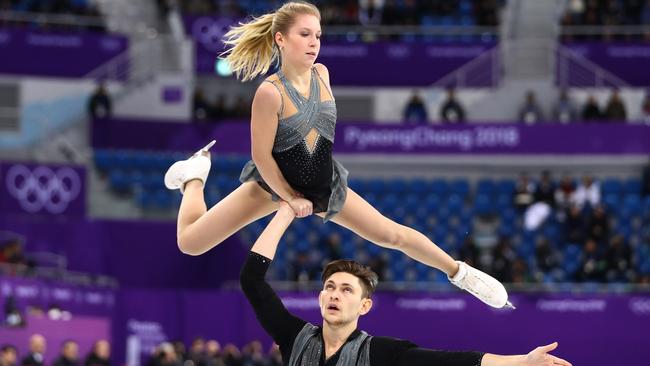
328, 188, 512, 308
165, 149, 278, 255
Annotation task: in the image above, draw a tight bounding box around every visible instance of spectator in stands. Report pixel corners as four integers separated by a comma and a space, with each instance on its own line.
578, 238, 606, 282
459, 236, 480, 269
513, 172, 535, 212
204, 340, 224, 366
0, 345, 17, 366
402, 90, 428, 124
172, 341, 186, 363
221, 344, 242, 366
149, 343, 181, 366
564, 204, 587, 244
581, 95, 602, 121
266, 344, 282, 366
525, 171, 555, 230
232, 95, 251, 119
587, 205, 609, 244
605, 234, 634, 282
535, 238, 560, 281
321, 232, 343, 262
241, 341, 265, 366
642, 158, 650, 197
358, 0, 383, 25
291, 251, 318, 282
21, 334, 46, 366
187, 337, 206, 366
439, 88, 466, 124
192, 88, 210, 121
380, 0, 401, 25
573, 174, 601, 209
603, 89, 627, 121
84, 340, 110, 366
87, 83, 112, 120
518, 90, 544, 124
642, 92, 650, 124
555, 175, 576, 212
553, 89, 577, 123
53, 340, 80, 366
210, 95, 229, 121
491, 238, 516, 282
3, 296, 24, 327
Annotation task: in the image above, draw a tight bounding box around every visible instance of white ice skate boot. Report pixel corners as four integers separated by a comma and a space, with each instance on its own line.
449, 261, 515, 309
164, 140, 215, 194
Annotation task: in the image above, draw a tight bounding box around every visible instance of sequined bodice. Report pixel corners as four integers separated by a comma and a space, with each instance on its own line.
272, 68, 337, 153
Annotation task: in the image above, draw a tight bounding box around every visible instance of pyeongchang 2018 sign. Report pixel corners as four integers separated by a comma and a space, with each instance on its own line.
0, 163, 85, 216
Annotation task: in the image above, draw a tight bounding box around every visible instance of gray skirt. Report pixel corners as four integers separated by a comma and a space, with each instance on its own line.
239, 159, 349, 222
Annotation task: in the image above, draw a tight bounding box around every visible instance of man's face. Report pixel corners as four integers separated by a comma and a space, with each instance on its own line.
30, 335, 46, 354
319, 272, 372, 326
62, 342, 78, 360
2, 348, 17, 365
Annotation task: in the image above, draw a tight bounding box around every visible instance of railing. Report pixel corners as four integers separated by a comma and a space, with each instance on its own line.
555, 43, 630, 88
431, 44, 502, 88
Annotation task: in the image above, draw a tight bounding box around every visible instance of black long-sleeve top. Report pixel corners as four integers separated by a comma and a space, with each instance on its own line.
240, 252, 484, 366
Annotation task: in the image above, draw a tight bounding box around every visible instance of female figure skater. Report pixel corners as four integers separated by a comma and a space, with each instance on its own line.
164, 1, 511, 308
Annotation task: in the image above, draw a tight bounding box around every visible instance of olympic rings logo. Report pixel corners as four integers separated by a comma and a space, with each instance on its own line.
629, 298, 650, 315
191, 17, 233, 53
4, 164, 81, 214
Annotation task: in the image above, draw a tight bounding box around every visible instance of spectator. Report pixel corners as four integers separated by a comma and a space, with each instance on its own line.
210, 95, 229, 121
172, 341, 186, 364
603, 89, 627, 121
358, 0, 383, 25
0, 345, 17, 366
491, 238, 516, 282
53, 340, 79, 366
535, 238, 560, 279
534, 171, 556, 206
21, 334, 46, 366
518, 90, 544, 124
513, 172, 535, 211
204, 340, 224, 366
266, 344, 282, 366
642, 158, 650, 197
3, 296, 24, 327
150, 343, 181, 366
84, 340, 110, 366
320, 232, 342, 262
187, 337, 205, 366
564, 204, 587, 244
232, 95, 250, 119
241, 341, 264, 366
553, 89, 577, 123
524, 171, 556, 230
439, 88, 466, 123
573, 174, 601, 209
587, 205, 609, 244
87, 83, 112, 120
605, 235, 634, 282
221, 344, 242, 366
290, 251, 318, 282
555, 175, 576, 212
402, 90, 428, 124
192, 88, 210, 121
578, 238, 606, 282
581, 95, 602, 121
642, 92, 650, 124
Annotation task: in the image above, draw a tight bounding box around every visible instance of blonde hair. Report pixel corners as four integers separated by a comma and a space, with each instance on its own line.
221, 1, 321, 82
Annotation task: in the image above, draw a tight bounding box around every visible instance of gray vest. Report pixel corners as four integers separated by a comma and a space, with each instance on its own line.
287, 323, 372, 366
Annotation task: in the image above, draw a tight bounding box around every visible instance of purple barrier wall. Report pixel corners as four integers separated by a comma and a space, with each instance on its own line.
0, 276, 114, 317
0, 216, 248, 289
92, 118, 650, 155
0, 315, 110, 365
184, 16, 496, 86
0, 28, 128, 77
559, 42, 650, 86
0, 162, 86, 218
114, 288, 650, 366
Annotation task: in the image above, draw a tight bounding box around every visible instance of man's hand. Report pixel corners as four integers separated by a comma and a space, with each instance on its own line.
524, 342, 572, 366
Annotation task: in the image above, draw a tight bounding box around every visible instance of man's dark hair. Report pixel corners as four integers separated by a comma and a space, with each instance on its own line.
322, 260, 378, 298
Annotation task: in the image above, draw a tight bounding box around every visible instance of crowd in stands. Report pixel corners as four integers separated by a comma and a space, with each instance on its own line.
0, 335, 109, 366
401, 88, 648, 124
0, 0, 106, 32
560, 0, 650, 41
146, 337, 281, 366
181, 0, 504, 28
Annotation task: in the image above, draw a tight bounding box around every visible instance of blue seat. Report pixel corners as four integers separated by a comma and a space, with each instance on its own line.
367, 179, 387, 196
624, 179, 641, 196
450, 179, 470, 198
386, 179, 407, 195
496, 179, 516, 196
476, 179, 496, 196
474, 194, 493, 216
430, 179, 449, 197
601, 178, 622, 196
446, 194, 464, 214
408, 178, 428, 196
